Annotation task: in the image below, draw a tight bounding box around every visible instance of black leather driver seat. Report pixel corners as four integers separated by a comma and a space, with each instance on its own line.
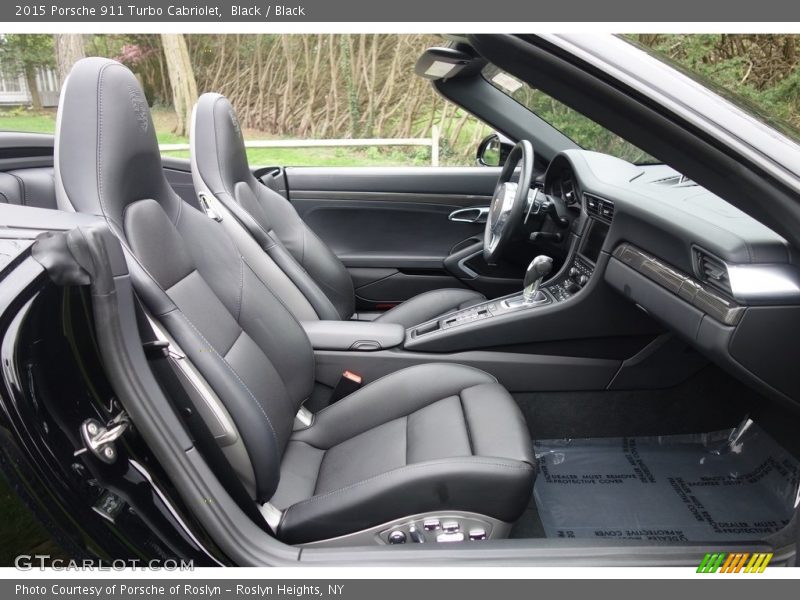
190, 92, 487, 328
54, 58, 534, 545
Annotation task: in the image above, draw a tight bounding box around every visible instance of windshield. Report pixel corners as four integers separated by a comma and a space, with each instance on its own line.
482, 64, 658, 165
624, 34, 800, 146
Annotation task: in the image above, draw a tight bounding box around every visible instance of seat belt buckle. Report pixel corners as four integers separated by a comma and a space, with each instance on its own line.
329, 370, 363, 404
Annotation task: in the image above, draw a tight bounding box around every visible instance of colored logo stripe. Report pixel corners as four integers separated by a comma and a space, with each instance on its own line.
697, 552, 773, 573
744, 553, 772, 573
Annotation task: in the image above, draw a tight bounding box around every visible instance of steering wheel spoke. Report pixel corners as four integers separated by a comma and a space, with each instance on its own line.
483, 140, 535, 264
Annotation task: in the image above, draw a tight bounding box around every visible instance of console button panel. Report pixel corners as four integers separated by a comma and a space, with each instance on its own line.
550, 256, 594, 301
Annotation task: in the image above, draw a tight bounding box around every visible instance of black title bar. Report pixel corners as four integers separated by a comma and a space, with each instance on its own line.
4, 0, 800, 22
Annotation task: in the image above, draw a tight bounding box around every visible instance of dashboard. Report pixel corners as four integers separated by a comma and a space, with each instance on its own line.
543, 149, 800, 406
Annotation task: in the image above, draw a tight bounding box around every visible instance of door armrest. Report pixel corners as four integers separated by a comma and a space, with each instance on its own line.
301, 320, 405, 351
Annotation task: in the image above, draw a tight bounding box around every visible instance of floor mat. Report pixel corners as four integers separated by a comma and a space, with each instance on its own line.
533, 421, 800, 542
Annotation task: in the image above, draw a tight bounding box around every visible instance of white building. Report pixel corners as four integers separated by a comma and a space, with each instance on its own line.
0, 67, 59, 107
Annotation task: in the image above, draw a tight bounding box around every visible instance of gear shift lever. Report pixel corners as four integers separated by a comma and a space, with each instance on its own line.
523, 255, 553, 303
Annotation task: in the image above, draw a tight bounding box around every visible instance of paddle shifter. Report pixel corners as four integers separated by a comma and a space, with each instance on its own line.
522, 255, 553, 303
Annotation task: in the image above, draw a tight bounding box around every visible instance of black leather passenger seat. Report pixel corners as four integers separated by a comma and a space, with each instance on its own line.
0, 167, 57, 209
273, 363, 534, 544
54, 57, 536, 546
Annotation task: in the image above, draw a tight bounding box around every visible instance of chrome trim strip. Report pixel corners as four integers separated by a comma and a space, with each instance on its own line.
448, 206, 490, 223
144, 312, 239, 446
259, 502, 283, 532
612, 243, 745, 326
290, 190, 493, 205
294, 405, 314, 428
130, 460, 223, 565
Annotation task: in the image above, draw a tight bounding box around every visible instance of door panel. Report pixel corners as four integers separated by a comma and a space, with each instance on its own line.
349, 267, 470, 305
284, 166, 505, 308
295, 197, 484, 268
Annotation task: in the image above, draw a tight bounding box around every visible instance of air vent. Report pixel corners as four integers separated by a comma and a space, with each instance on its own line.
585, 194, 614, 223
694, 248, 732, 296
652, 174, 695, 187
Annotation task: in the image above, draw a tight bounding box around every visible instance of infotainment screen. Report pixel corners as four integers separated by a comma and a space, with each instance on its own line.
579, 219, 610, 263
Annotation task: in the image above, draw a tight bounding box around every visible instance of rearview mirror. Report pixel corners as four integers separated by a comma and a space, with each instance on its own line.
477, 133, 513, 167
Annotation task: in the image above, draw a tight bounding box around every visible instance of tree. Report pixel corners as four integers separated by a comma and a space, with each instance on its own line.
160, 34, 198, 137
0, 34, 54, 110
53, 34, 85, 86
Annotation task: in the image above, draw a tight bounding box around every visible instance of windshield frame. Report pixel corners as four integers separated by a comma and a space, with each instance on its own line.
481, 63, 660, 165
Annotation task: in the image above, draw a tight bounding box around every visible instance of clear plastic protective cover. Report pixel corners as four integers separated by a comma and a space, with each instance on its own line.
534, 420, 800, 542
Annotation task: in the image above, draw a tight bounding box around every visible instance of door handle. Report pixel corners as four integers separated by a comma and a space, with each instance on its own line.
448, 206, 489, 224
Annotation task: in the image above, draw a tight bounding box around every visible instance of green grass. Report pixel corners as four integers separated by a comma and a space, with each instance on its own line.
0, 472, 69, 566
0, 109, 58, 134
161, 146, 431, 167
0, 108, 441, 167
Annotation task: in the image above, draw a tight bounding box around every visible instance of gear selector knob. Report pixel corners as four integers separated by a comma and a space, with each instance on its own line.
523, 255, 553, 302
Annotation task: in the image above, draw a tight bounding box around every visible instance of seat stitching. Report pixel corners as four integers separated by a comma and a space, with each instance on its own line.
175, 310, 280, 455
236, 255, 244, 321
211, 95, 237, 201
300, 224, 307, 268
9, 173, 25, 206
174, 189, 183, 227
164, 267, 199, 294
120, 199, 194, 291
267, 233, 339, 320
311, 448, 326, 497
403, 415, 409, 467
222, 186, 275, 246
93, 62, 128, 232
221, 328, 245, 361
239, 254, 315, 376
459, 393, 474, 456
283, 458, 532, 517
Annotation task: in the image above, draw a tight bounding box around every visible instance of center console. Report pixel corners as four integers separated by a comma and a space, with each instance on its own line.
410, 212, 613, 339
549, 217, 609, 301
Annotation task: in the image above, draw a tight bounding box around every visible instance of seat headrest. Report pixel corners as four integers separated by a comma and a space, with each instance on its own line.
55, 57, 180, 228
191, 92, 254, 199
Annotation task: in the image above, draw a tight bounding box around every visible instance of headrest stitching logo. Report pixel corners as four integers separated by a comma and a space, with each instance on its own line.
128, 86, 149, 133
228, 108, 242, 138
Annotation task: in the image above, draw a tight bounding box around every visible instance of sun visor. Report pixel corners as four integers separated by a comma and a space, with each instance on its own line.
415, 46, 477, 80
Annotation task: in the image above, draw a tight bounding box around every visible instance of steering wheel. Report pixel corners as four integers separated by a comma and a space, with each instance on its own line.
483, 140, 534, 265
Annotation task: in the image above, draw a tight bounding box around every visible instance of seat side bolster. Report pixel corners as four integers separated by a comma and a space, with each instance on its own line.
277, 457, 534, 545
461, 383, 536, 466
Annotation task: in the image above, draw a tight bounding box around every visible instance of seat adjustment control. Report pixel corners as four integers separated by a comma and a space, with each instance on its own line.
387, 530, 406, 544
423, 519, 441, 531
408, 525, 424, 543
442, 520, 460, 533
469, 528, 487, 541
382, 515, 492, 545
436, 532, 465, 543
